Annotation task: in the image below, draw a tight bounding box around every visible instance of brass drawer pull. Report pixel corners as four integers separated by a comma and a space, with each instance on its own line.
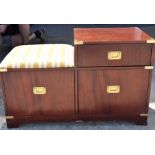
107, 85, 120, 93
33, 87, 46, 95
140, 113, 148, 117
108, 51, 122, 60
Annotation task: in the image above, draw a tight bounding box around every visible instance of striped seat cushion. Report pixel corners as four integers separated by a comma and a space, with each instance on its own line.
0, 44, 74, 69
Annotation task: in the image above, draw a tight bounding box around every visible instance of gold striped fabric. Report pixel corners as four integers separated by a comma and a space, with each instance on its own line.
0, 44, 74, 68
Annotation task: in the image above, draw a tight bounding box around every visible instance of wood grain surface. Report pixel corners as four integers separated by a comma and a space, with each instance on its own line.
74, 27, 151, 44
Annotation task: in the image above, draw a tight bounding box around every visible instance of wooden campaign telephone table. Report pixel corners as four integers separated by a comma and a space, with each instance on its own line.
0, 27, 155, 128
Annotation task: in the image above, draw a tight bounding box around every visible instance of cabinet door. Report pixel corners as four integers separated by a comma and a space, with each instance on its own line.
78, 68, 150, 116
3, 70, 75, 117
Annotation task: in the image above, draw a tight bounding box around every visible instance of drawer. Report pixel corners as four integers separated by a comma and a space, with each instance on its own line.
78, 68, 150, 116
3, 70, 75, 117
77, 44, 152, 67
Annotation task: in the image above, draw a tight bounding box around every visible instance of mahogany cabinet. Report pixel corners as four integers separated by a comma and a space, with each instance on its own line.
0, 27, 155, 128
74, 27, 155, 125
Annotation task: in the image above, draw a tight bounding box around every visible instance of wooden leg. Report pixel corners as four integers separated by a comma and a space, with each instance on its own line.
6, 119, 20, 129
135, 117, 147, 125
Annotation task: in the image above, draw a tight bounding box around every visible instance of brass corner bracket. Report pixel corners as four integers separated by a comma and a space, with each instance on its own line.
147, 37, 155, 43
144, 66, 154, 70
140, 113, 148, 117
0, 115, 14, 119
74, 28, 78, 31
0, 68, 7, 72
74, 40, 83, 45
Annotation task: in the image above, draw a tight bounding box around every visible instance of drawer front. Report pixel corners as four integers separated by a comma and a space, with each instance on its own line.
3, 70, 75, 117
78, 68, 149, 116
77, 44, 151, 67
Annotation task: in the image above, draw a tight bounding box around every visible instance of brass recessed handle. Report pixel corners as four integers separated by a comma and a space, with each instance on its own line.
108, 51, 122, 60
107, 85, 120, 93
33, 87, 46, 95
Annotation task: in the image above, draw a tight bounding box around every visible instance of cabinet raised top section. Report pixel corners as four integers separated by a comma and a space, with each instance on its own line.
74, 27, 155, 45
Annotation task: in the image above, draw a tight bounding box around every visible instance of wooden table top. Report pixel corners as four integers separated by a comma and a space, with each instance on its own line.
74, 27, 153, 44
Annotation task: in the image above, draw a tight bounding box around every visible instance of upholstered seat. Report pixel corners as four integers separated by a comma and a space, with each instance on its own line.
0, 44, 74, 69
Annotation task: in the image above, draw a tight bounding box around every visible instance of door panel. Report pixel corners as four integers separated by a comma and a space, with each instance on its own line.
3, 70, 75, 117
78, 68, 149, 116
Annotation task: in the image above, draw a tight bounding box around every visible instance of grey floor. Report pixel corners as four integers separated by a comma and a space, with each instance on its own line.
0, 24, 155, 130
